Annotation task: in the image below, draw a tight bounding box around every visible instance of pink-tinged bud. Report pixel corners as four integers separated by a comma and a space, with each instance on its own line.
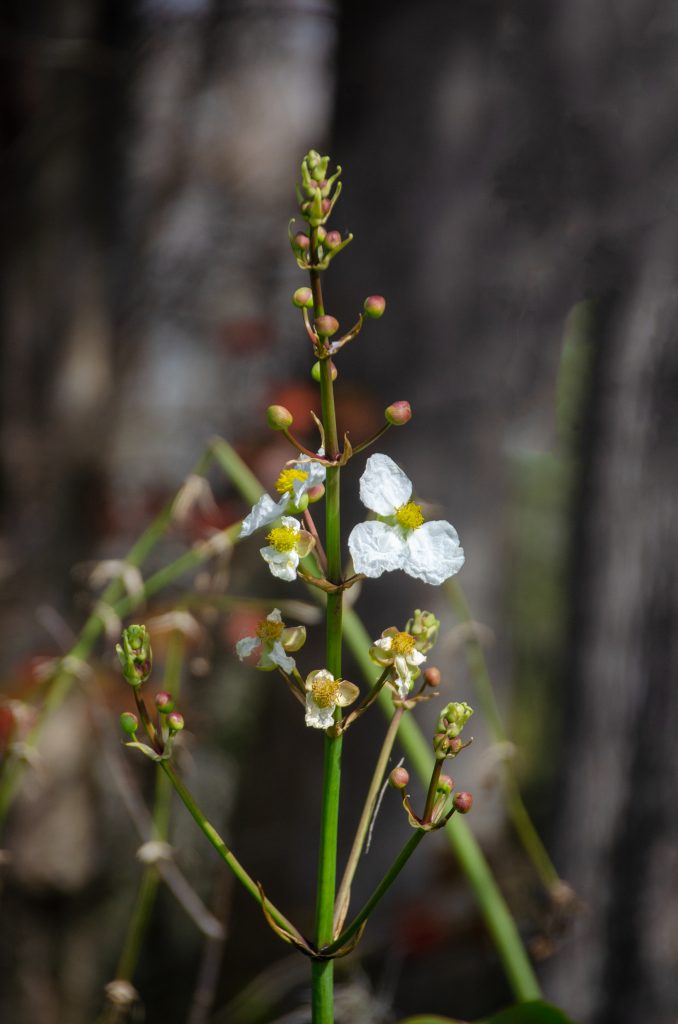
325, 230, 342, 250
389, 766, 410, 790
307, 483, 325, 503
316, 226, 327, 242
364, 295, 386, 319
437, 774, 454, 795
453, 791, 473, 814
154, 690, 175, 713
315, 315, 339, 338
321, 198, 331, 214
167, 712, 184, 733
266, 405, 294, 430
293, 287, 313, 309
385, 400, 412, 426
293, 232, 310, 252
120, 712, 138, 735
448, 737, 463, 755
423, 666, 441, 688
311, 359, 338, 383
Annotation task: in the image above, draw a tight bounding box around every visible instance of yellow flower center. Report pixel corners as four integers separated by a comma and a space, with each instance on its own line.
266, 525, 298, 552
256, 619, 284, 642
390, 631, 416, 656
394, 501, 424, 530
311, 675, 340, 709
275, 468, 309, 495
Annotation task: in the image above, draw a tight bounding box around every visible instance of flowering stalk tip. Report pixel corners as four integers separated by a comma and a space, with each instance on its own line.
116, 625, 153, 688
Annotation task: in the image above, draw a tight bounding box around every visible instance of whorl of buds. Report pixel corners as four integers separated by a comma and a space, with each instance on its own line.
364, 295, 386, 319
315, 315, 339, 338
389, 766, 410, 790
311, 360, 338, 383
453, 791, 473, 814
154, 691, 175, 713
167, 712, 184, 733
292, 287, 313, 309
437, 774, 454, 795
116, 625, 153, 688
325, 230, 342, 250
385, 401, 412, 426
119, 711, 138, 735
423, 666, 442, 688
266, 405, 294, 430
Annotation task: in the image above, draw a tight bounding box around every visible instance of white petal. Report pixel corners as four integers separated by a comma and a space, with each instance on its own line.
305, 694, 335, 729
267, 641, 295, 674
280, 515, 302, 533
260, 546, 299, 582
291, 454, 326, 502
235, 636, 259, 660
402, 520, 465, 585
348, 521, 407, 578
410, 649, 427, 667
394, 655, 413, 695
359, 454, 412, 516
267, 608, 283, 624
373, 636, 394, 653
240, 494, 286, 537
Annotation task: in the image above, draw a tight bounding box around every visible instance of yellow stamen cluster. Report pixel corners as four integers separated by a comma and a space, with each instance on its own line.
275, 468, 309, 495
255, 619, 284, 643
311, 675, 340, 709
395, 501, 425, 530
390, 631, 416, 656
266, 526, 298, 552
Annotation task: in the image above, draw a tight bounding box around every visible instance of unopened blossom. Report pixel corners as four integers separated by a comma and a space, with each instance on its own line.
369, 627, 426, 698
235, 608, 306, 673
348, 454, 464, 585
304, 669, 359, 729
240, 453, 325, 538
260, 516, 315, 582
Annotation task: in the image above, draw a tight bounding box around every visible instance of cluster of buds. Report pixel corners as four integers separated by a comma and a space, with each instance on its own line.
406, 609, 441, 654
433, 701, 474, 758
117, 626, 185, 763
116, 625, 152, 687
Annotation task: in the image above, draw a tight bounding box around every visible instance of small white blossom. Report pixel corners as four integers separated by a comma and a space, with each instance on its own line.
260, 516, 315, 582
240, 453, 325, 538
369, 628, 427, 698
235, 608, 306, 672
304, 669, 360, 729
348, 454, 464, 585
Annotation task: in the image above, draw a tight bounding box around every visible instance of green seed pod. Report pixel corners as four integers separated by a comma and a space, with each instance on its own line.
119, 711, 139, 735
266, 405, 294, 430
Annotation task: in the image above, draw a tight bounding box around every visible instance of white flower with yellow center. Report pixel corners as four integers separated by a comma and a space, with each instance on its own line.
348, 453, 464, 585
235, 608, 306, 673
369, 628, 427, 698
260, 516, 315, 582
240, 453, 325, 538
304, 669, 360, 729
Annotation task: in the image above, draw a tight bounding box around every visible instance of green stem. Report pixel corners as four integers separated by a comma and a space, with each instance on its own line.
334, 707, 405, 935
422, 758, 445, 825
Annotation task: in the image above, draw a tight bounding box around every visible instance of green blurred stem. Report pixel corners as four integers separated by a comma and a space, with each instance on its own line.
444, 580, 560, 891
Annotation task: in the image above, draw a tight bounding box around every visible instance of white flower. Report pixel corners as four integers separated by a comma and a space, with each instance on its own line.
260, 516, 315, 582
348, 453, 464, 585
240, 453, 325, 538
235, 608, 306, 673
304, 669, 360, 729
369, 628, 427, 698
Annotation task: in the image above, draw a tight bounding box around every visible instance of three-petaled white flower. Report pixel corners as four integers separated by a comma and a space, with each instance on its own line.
304, 669, 359, 729
348, 454, 464, 585
235, 608, 306, 673
240, 453, 325, 538
260, 516, 315, 582
369, 627, 427, 699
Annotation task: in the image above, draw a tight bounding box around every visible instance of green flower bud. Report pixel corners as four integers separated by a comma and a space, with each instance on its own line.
293, 287, 313, 309
437, 774, 454, 795
406, 609, 441, 653
364, 295, 386, 319
316, 225, 327, 242
453, 791, 473, 814
389, 766, 410, 790
266, 405, 294, 430
437, 701, 474, 739
154, 690, 175, 714
167, 712, 184, 733
119, 711, 139, 735
116, 626, 153, 688
311, 359, 337, 382
315, 315, 339, 338
385, 401, 412, 426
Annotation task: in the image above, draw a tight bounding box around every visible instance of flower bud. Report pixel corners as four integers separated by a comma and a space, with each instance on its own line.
307, 483, 325, 503
316, 226, 327, 242
385, 401, 412, 426
437, 774, 454, 795
433, 732, 450, 757
266, 405, 294, 430
325, 230, 342, 250
438, 701, 474, 739
119, 711, 138, 735
293, 287, 313, 309
389, 766, 410, 790
448, 736, 463, 756
423, 666, 441, 688
364, 295, 386, 319
321, 198, 332, 214
292, 232, 310, 253
453, 791, 473, 814
407, 609, 441, 653
167, 712, 184, 733
315, 315, 339, 338
311, 359, 338, 382
154, 690, 175, 714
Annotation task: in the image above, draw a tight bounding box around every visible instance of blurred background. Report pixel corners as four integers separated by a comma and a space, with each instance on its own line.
1, 1, 678, 1022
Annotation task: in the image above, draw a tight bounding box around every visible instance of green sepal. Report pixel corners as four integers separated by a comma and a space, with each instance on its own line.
125, 740, 171, 763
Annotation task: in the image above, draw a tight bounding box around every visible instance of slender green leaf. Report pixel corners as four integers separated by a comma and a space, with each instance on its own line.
398, 999, 576, 1024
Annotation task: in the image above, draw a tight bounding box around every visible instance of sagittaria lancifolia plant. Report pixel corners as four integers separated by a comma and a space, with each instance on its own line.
116, 149, 478, 1024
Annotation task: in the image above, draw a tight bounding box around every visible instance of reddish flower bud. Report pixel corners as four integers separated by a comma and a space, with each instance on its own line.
364, 295, 386, 319
423, 666, 441, 688
321, 198, 332, 214
154, 690, 175, 713
167, 712, 185, 733
385, 401, 412, 426
293, 232, 310, 252
437, 774, 454, 795
325, 230, 342, 250
293, 287, 313, 309
448, 736, 463, 755
307, 483, 325, 503
120, 712, 138, 735
315, 315, 339, 338
311, 359, 338, 382
266, 405, 294, 430
389, 766, 410, 790
453, 791, 473, 814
